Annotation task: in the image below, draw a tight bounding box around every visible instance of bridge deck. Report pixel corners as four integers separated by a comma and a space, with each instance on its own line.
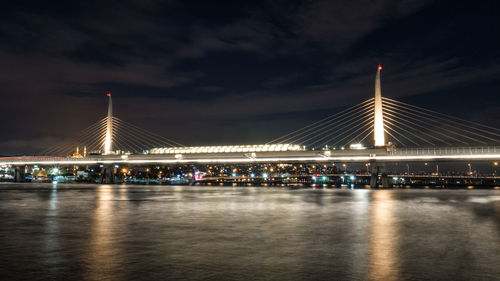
0, 146, 498, 165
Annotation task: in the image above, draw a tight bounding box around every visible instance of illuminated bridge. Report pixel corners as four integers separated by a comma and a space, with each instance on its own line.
1, 66, 499, 185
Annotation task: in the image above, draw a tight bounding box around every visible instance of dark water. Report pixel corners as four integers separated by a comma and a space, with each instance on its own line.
0, 183, 499, 281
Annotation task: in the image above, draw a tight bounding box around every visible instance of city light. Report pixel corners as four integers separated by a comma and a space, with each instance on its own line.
349, 143, 366, 149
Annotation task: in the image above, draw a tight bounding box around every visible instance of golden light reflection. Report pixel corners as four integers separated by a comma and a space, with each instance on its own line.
88, 186, 122, 281
368, 191, 399, 281
43, 185, 59, 272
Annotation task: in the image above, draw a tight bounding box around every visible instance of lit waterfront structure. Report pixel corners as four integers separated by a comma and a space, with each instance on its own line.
149, 144, 303, 154
70, 146, 85, 158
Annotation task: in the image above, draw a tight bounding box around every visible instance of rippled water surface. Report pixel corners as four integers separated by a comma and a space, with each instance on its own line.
0, 183, 499, 281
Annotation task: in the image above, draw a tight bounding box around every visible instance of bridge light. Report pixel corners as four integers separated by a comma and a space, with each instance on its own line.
350, 143, 365, 150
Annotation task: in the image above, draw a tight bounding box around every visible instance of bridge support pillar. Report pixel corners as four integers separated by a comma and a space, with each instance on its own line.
370, 174, 378, 188
14, 166, 26, 182
369, 164, 391, 188
381, 173, 390, 188
370, 165, 379, 188
100, 165, 115, 184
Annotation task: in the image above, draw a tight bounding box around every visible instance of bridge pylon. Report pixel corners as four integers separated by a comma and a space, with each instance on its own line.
104, 92, 113, 155
374, 65, 385, 147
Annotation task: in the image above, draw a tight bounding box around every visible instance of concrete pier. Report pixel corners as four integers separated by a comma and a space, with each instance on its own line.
100, 165, 115, 184
14, 166, 25, 182
369, 164, 391, 188
381, 172, 390, 188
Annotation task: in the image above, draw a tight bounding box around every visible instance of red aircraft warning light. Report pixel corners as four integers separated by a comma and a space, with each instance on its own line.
106, 92, 111, 97
378, 65, 382, 70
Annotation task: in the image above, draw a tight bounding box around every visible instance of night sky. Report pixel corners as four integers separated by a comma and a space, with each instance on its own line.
1, 0, 499, 155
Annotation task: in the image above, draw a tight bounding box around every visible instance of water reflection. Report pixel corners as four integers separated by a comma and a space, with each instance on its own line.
0, 184, 498, 281
349, 190, 370, 279
368, 191, 400, 281
43, 184, 61, 275
88, 186, 123, 281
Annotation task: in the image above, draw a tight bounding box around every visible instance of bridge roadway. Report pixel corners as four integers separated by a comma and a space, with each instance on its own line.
0, 146, 499, 166
199, 173, 500, 181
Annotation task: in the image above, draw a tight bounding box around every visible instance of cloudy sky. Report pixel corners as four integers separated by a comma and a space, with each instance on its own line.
1, 0, 499, 154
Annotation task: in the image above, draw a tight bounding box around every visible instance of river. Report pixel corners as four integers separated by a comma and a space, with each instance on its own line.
0, 183, 499, 280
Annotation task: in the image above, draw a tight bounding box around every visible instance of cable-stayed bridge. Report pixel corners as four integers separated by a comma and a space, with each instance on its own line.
1, 66, 499, 185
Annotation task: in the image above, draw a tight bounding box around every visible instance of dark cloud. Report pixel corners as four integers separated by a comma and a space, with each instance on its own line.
0, 0, 499, 154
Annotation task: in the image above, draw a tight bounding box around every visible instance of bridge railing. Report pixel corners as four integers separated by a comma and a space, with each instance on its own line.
390, 146, 500, 156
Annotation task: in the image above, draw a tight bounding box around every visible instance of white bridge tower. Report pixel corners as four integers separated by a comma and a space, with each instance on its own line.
104, 92, 113, 154
374, 65, 385, 147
